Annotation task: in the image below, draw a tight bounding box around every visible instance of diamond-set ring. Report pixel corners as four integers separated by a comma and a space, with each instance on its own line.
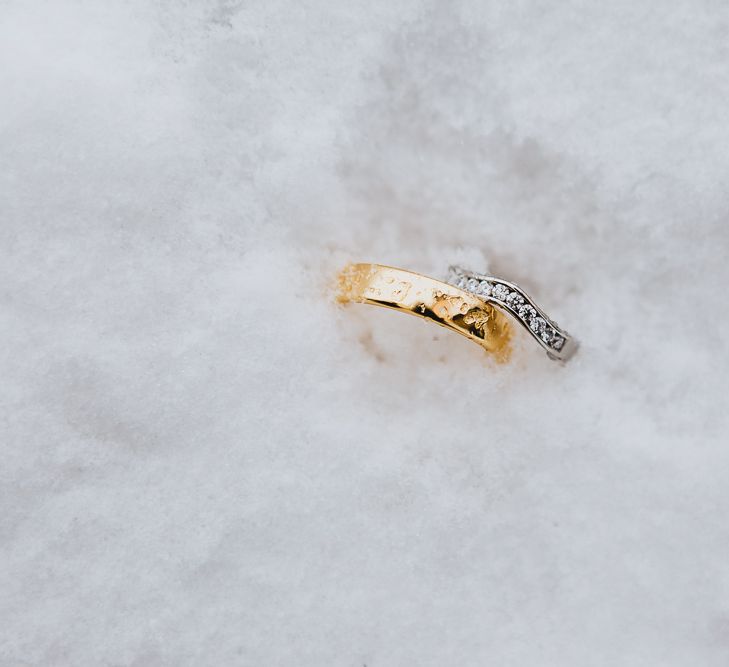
447, 266, 577, 362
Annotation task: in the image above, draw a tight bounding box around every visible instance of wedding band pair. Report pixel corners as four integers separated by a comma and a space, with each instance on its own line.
338, 263, 577, 363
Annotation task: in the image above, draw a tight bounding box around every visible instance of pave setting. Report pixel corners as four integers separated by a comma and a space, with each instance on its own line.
447, 266, 576, 361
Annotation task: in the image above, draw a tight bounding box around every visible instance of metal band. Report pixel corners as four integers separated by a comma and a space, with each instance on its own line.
338, 263, 513, 361
448, 266, 578, 362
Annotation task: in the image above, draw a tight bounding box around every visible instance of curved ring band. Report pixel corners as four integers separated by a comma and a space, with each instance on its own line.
448, 266, 578, 362
338, 263, 513, 361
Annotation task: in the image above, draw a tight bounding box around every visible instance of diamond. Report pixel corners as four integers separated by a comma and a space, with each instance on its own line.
518, 304, 536, 320
506, 291, 524, 309
492, 284, 509, 301
455, 275, 467, 289
466, 278, 479, 292
530, 316, 546, 335
541, 326, 554, 344
478, 280, 491, 296
552, 335, 565, 350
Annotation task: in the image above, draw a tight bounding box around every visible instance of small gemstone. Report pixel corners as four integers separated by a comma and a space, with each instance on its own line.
552, 335, 565, 350
518, 304, 536, 320
466, 278, 479, 292
456, 275, 467, 289
541, 327, 554, 344
530, 316, 546, 335
506, 292, 524, 309
492, 284, 509, 301
478, 280, 491, 296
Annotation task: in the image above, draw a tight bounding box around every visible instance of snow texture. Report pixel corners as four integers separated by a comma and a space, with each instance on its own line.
2, 1, 729, 665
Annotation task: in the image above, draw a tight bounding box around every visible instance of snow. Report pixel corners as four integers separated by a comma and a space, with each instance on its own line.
2, 1, 729, 664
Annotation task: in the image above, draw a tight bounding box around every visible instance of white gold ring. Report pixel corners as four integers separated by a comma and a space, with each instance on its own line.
448, 266, 578, 362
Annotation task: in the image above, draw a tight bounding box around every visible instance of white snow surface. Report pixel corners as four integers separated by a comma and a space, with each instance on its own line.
2, 1, 729, 665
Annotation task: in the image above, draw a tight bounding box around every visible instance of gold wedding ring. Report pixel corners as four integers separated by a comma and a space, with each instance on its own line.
337, 263, 513, 361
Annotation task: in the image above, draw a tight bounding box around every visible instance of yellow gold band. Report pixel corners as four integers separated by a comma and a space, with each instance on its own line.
337, 263, 513, 361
